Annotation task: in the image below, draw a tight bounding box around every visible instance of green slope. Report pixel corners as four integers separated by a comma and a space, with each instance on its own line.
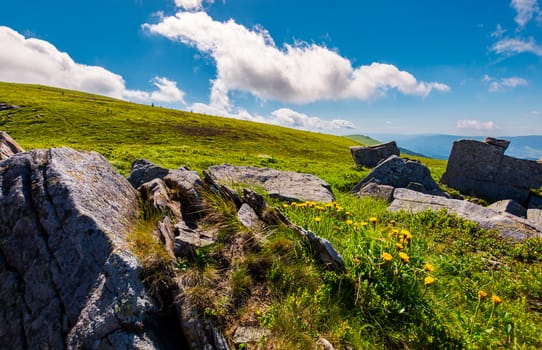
0, 82, 366, 190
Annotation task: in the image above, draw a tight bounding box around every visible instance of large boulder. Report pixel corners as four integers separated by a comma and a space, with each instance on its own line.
207, 164, 335, 203
389, 188, 542, 241
441, 139, 542, 205
0, 147, 172, 349
350, 141, 400, 168
0, 130, 24, 160
352, 155, 445, 197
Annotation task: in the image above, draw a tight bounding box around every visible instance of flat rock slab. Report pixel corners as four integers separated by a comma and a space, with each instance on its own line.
389, 188, 542, 241
207, 164, 335, 203
0, 130, 24, 160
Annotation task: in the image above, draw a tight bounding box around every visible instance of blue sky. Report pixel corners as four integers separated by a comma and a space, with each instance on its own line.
1, 0, 542, 136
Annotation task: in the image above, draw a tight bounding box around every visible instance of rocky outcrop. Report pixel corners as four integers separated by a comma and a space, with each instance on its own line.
488, 200, 527, 218
350, 141, 400, 168
0, 130, 24, 160
207, 164, 335, 203
355, 182, 395, 203
389, 188, 542, 241
441, 138, 542, 205
352, 155, 445, 197
0, 147, 172, 349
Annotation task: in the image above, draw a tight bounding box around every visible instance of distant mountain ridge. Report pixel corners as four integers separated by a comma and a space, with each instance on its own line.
364, 134, 542, 160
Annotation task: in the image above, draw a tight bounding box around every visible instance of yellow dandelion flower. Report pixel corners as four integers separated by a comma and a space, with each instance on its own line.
316, 206, 325, 211
381, 252, 393, 262
346, 219, 354, 225
336, 206, 343, 212
282, 203, 289, 209
390, 219, 396, 226
326, 203, 334, 208
291, 202, 298, 207
314, 217, 322, 223
396, 243, 404, 250
491, 295, 503, 305
401, 229, 412, 240
353, 256, 362, 266
478, 290, 488, 299
424, 263, 435, 272
398, 252, 410, 263
360, 222, 368, 228
345, 211, 351, 216
424, 276, 435, 286
369, 217, 378, 223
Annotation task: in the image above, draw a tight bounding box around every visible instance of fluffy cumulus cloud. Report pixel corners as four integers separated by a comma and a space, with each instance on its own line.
511, 0, 541, 28
482, 74, 528, 92
143, 11, 449, 108
0, 26, 185, 104
456, 119, 498, 131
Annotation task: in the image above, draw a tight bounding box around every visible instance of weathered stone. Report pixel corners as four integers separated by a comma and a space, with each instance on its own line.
484, 137, 510, 150
316, 337, 336, 350
0, 130, 24, 160
128, 159, 169, 189
389, 188, 542, 241
528, 195, 542, 209
528, 208, 542, 225
238, 203, 265, 231
351, 155, 445, 196
0, 147, 171, 349
174, 222, 216, 258
488, 200, 527, 218
164, 168, 205, 224
232, 326, 270, 346
0, 102, 18, 111
441, 139, 542, 205
350, 141, 400, 168
243, 189, 345, 271
138, 178, 174, 214
208, 164, 335, 203
355, 182, 395, 203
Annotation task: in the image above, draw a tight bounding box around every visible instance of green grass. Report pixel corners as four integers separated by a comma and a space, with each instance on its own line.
3, 82, 541, 349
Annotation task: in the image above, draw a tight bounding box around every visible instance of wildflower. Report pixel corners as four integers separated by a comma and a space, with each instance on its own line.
291, 202, 298, 207
282, 203, 289, 209
381, 252, 393, 262
424, 276, 435, 286
345, 211, 351, 216
314, 217, 321, 223
390, 229, 400, 238
401, 229, 412, 241
336, 206, 343, 213
478, 290, 488, 299
353, 256, 362, 266
360, 222, 368, 228
326, 203, 334, 208
396, 243, 404, 250
369, 217, 378, 223
316, 206, 325, 211
398, 252, 410, 263
346, 219, 354, 225
491, 295, 503, 305
390, 219, 396, 226
424, 263, 434, 272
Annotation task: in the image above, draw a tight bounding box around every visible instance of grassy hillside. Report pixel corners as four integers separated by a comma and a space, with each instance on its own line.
0, 82, 365, 190
2, 82, 542, 349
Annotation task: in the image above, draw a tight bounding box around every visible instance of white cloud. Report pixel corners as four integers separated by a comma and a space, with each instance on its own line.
491, 37, 542, 56
143, 11, 449, 107
174, 0, 214, 11
0, 26, 186, 105
491, 24, 507, 38
456, 119, 498, 131
482, 74, 528, 92
511, 0, 541, 28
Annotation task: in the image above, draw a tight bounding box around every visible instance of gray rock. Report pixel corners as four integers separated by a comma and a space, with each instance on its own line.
488, 200, 527, 218
355, 182, 395, 202
0, 147, 168, 349
441, 139, 542, 205
164, 168, 205, 224
352, 155, 445, 196
0, 102, 18, 111
208, 164, 335, 203
128, 159, 170, 188
174, 222, 216, 258
315, 337, 336, 350
528, 208, 542, 225
243, 189, 344, 271
232, 326, 270, 346
389, 188, 542, 241
350, 141, 400, 168
483, 137, 510, 150
238, 203, 264, 231
0, 130, 24, 160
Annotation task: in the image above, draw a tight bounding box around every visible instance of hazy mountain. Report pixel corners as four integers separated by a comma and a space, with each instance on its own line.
366, 134, 542, 160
